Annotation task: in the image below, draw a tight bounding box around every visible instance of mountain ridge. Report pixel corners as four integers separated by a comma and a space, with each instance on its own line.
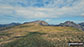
59, 21, 84, 31
0, 20, 84, 31
24, 20, 49, 26
0, 23, 21, 28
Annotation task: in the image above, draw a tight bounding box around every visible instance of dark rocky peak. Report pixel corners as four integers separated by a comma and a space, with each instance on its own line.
60, 21, 77, 26
79, 22, 84, 27
64, 21, 75, 24
59, 21, 84, 31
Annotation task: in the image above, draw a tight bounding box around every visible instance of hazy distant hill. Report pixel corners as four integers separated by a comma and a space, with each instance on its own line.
0, 21, 84, 47
0, 23, 21, 28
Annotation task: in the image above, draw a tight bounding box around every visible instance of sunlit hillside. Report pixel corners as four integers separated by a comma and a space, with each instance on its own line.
0, 21, 84, 47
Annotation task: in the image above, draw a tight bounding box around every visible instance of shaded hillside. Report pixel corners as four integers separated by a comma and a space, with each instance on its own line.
0, 21, 84, 47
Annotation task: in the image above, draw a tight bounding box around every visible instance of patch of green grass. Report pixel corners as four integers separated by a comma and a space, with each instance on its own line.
0, 32, 9, 36
2, 31, 84, 47
2, 32, 54, 47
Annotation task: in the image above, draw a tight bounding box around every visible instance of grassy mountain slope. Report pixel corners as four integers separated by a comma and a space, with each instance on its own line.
0, 22, 84, 47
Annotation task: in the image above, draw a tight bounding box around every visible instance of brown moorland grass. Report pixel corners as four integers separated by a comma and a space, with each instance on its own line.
0, 24, 84, 47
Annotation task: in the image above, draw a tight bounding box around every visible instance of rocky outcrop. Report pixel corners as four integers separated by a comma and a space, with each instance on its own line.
24, 20, 49, 26
59, 21, 84, 31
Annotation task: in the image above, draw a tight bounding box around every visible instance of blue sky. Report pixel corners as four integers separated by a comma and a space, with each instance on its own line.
0, 0, 84, 24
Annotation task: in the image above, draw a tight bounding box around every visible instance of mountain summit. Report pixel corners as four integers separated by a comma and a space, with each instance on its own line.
24, 20, 49, 26
59, 21, 84, 31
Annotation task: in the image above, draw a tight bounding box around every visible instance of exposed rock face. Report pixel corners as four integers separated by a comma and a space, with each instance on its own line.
59, 21, 84, 31
24, 20, 49, 26
34, 20, 49, 25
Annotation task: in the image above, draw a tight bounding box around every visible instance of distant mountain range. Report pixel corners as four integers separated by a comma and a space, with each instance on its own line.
0, 23, 21, 28
0, 21, 84, 31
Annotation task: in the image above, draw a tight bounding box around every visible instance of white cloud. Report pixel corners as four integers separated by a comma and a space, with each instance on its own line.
45, 19, 52, 22
81, 13, 84, 16
0, 0, 84, 19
